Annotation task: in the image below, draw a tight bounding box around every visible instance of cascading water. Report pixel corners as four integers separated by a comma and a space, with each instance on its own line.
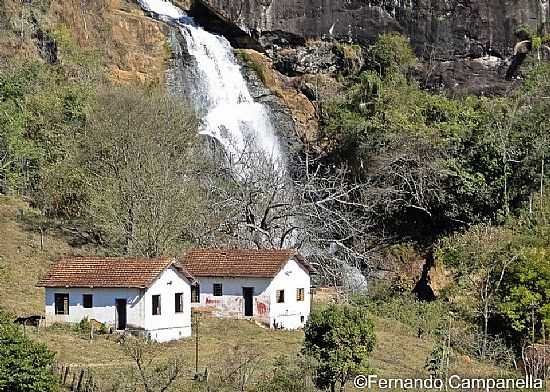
138, 0, 283, 168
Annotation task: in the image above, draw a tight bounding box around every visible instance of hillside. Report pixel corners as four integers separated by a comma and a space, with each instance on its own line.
0, 197, 98, 315
0, 196, 505, 391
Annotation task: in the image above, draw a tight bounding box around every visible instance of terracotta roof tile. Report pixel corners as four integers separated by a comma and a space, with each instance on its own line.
180, 249, 313, 278
37, 257, 189, 288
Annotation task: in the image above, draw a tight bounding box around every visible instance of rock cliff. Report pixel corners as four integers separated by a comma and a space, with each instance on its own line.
1, 0, 172, 83
194, 0, 550, 94
197, 0, 549, 58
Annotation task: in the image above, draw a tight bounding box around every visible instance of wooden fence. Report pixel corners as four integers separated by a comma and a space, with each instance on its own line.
55, 364, 98, 392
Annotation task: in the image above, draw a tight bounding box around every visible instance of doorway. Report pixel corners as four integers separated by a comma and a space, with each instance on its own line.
242, 287, 254, 317
116, 299, 127, 330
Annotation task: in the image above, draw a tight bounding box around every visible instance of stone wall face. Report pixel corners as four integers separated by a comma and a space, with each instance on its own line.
198, 0, 549, 59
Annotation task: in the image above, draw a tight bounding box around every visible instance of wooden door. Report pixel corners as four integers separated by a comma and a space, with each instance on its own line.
116, 299, 127, 330
242, 287, 254, 317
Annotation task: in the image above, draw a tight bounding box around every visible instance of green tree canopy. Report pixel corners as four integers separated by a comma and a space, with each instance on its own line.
303, 303, 376, 392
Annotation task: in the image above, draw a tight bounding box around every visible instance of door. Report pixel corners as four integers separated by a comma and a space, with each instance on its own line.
242, 287, 254, 317
116, 299, 127, 330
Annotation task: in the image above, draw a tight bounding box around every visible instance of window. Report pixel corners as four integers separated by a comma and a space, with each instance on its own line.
152, 295, 161, 315
54, 293, 69, 315
276, 290, 285, 303
82, 294, 93, 308
213, 283, 223, 297
296, 288, 305, 302
175, 293, 184, 313
191, 284, 200, 303
300, 315, 305, 323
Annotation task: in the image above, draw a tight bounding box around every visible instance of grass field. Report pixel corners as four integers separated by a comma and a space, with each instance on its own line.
0, 197, 517, 391
25, 315, 509, 391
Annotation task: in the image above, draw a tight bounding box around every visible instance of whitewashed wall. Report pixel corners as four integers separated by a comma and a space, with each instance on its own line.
44, 266, 192, 342
44, 287, 143, 328
143, 267, 192, 342
267, 259, 311, 329
191, 258, 311, 329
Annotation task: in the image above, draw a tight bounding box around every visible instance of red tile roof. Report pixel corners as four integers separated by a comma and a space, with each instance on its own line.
37, 257, 194, 288
180, 249, 313, 278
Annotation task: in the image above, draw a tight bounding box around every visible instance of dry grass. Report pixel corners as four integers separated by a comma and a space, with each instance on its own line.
0, 197, 74, 315
0, 196, 99, 315
25, 315, 511, 391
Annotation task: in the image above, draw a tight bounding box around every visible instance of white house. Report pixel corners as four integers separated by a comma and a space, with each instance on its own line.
37, 257, 194, 343
181, 249, 314, 329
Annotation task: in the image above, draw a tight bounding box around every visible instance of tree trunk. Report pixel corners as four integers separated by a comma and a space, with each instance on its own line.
482, 297, 489, 359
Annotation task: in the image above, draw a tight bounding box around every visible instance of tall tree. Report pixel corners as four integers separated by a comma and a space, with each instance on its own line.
80, 86, 200, 256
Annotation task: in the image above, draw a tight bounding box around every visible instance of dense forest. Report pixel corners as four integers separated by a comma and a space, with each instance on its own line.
1, 0, 549, 391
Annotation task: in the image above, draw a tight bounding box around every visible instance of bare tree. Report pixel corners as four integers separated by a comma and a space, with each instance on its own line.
81, 86, 201, 256
192, 141, 378, 289
119, 335, 187, 392
438, 225, 518, 359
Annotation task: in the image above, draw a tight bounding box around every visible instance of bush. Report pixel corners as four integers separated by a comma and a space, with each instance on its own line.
0, 312, 59, 392
354, 283, 449, 337
303, 303, 376, 392
367, 33, 417, 76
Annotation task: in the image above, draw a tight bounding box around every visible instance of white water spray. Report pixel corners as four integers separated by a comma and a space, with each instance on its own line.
138, 0, 283, 168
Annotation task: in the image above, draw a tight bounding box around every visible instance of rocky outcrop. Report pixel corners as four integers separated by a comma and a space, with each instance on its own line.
50, 0, 171, 83
197, 0, 549, 59
194, 0, 550, 94
236, 49, 319, 148
0, 0, 172, 83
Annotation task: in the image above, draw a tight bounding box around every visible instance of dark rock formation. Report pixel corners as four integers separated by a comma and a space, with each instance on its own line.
196, 0, 549, 59
239, 61, 299, 159
194, 0, 550, 94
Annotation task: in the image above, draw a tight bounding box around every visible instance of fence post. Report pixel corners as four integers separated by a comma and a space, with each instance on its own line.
76, 369, 85, 392
63, 366, 69, 385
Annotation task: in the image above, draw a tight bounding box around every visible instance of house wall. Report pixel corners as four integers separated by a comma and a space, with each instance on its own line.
44, 267, 192, 343
267, 259, 311, 330
44, 287, 144, 329
143, 267, 192, 342
191, 277, 272, 324
191, 258, 311, 329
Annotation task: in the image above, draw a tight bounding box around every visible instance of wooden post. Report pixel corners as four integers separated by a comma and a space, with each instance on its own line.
63, 366, 69, 385
76, 369, 85, 392
194, 311, 200, 377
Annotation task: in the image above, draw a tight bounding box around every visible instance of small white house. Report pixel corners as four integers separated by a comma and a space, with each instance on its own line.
37, 257, 194, 343
181, 249, 314, 329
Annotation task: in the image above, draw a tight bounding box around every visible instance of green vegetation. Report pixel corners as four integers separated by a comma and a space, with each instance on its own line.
315, 31, 550, 379
0, 312, 59, 392
303, 304, 376, 392
437, 192, 550, 350
321, 34, 550, 242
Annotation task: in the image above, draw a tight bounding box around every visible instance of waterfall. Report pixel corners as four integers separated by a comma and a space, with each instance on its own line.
138, 0, 283, 168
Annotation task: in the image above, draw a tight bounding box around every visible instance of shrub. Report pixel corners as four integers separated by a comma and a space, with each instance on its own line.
303, 303, 376, 392
0, 312, 59, 392
254, 355, 316, 392
367, 33, 417, 76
